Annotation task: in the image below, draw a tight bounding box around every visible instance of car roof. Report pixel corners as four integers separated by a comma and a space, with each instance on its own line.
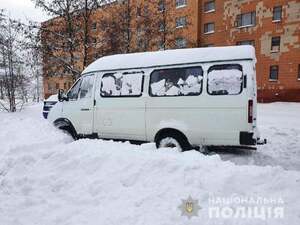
82, 46, 256, 74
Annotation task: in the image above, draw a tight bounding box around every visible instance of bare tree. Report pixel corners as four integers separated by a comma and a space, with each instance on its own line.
157, 0, 171, 50
32, 0, 82, 81
0, 16, 26, 112
32, 0, 110, 81
98, 0, 196, 55
23, 25, 43, 102
155, 0, 196, 50
99, 0, 135, 55
0, 10, 5, 101
133, 1, 160, 52
119, 0, 132, 53
77, 0, 105, 68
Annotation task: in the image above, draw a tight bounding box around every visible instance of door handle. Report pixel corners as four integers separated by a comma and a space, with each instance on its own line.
81, 108, 90, 111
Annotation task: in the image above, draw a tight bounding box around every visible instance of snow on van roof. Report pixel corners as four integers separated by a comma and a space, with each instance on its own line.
82, 46, 256, 74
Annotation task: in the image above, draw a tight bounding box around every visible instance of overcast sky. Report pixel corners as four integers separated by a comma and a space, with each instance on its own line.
0, 0, 49, 23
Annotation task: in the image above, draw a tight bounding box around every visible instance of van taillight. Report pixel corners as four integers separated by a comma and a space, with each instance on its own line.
248, 100, 253, 123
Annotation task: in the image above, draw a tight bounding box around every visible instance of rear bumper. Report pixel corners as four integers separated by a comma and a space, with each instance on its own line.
239, 132, 256, 146
239, 132, 267, 146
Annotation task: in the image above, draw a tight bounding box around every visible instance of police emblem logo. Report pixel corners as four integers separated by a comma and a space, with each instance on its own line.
178, 196, 201, 219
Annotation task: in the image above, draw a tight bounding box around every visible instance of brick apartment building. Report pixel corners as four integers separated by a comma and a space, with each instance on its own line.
42, 0, 300, 102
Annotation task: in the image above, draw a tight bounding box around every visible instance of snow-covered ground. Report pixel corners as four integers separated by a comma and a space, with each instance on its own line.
0, 103, 299, 225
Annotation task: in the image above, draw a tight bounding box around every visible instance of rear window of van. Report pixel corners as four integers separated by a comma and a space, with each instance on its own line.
207, 64, 243, 95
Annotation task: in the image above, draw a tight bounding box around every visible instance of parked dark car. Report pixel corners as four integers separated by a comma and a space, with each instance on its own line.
43, 95, 58, 119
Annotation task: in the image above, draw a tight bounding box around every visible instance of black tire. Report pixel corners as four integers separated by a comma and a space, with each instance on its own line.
155, 131, 191, 152
54, 120, 78, 140
60, 126, 77, 140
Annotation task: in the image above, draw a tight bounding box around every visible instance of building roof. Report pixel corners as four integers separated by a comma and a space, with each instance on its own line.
82, 46, 256, 74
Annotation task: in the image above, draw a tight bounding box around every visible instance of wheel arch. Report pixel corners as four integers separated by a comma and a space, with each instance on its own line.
154, 128, 189, 144
53, 118, 78, 139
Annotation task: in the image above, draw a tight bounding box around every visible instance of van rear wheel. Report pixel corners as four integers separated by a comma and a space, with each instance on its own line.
156, 132, 191, 152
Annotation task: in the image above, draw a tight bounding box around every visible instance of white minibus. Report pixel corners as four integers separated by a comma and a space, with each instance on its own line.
48, 46, 266, 151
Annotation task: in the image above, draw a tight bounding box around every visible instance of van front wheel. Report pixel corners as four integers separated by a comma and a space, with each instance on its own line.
54, 119, 78, 140
156, 132, 191, 152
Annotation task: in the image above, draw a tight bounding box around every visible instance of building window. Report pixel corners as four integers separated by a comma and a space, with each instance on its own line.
55, 83, 60, 90
269, 65, 279, 81
176, 16, 187, 28
48, 83, 53, 92
92, 23, 97, 30
204, 22, 215, 34
158, 0, 165, 12
298, 65, 300, 80
271, 36, 280, 52
175, 38, 187, 48
74, 55, 80, 62
176, 0, 187, 8
273, 6, 282, 21
137, 39, 146, 49
92, 38, 97, 46
158, 40, 165, 50
137, 26, 143, 36
64, 82, 67, 90
236, 40, 255, 46
204, 1, 215, 13
136, 6, 142, 16
144, 5, 149, 16
236, 12, 256, 27
159, 22, 165, 32
94, 53, 100, 60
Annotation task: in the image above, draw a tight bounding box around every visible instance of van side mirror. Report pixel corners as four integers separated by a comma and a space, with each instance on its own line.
58, 89, 69, 102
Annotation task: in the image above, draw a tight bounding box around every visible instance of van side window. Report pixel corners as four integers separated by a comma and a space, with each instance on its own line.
207, 64, 243, 95
101, 72, 144, 97
150, 67, 203, 97
67, 79, 82, 100
79, 75, 94, 99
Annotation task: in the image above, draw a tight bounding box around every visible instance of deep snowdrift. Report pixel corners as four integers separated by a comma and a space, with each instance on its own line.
0, 103, 299, 225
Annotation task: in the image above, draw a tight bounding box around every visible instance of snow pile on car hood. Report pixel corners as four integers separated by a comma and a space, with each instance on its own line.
0, 104, 299, 225
45, 94, 58, 102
